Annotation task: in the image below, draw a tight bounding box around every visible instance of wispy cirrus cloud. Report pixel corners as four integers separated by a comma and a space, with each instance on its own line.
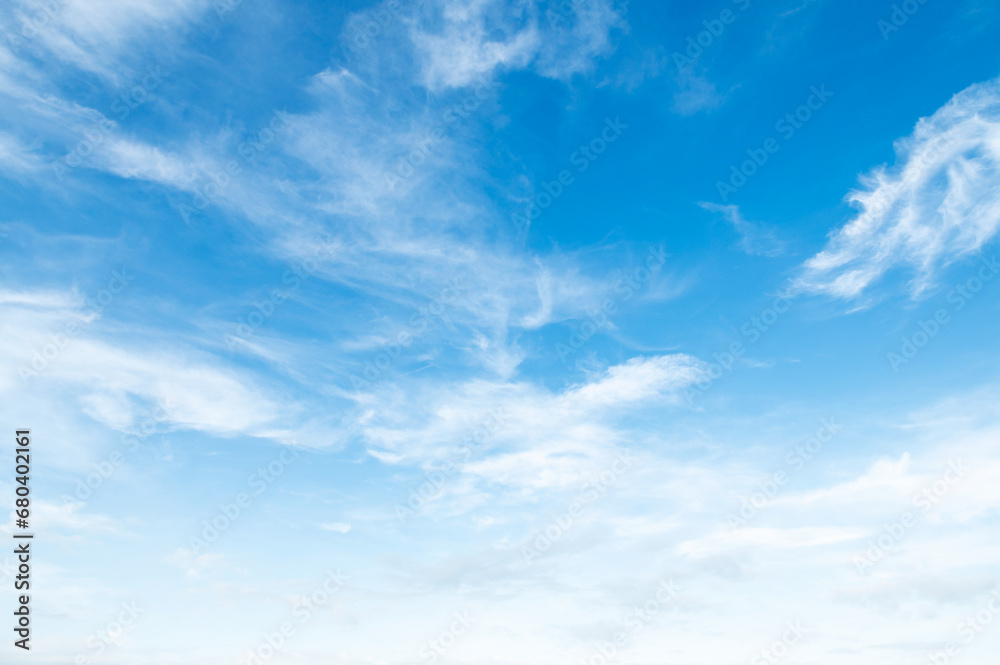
0, 287, 344, 447
3, 0, 209, 78
794, 75, 1000, 299
360, 354, 707, 494
0, 0, 641, 388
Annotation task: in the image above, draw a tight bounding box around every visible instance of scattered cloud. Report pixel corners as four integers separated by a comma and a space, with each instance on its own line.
320, 521, 352, 533
672, 69, 723, 115
700, 202, 785, 256
410, 0, 626, 90
360, 354, 707, 499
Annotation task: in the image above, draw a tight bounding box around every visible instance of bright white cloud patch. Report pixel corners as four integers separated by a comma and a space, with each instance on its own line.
796, 75, 1000, 298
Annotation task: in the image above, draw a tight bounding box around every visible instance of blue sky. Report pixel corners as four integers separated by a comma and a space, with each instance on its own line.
2, 0, 1000, 663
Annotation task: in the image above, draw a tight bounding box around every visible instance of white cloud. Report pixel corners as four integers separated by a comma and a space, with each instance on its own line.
566, 354, 706, 406
795, 75, 1000, 299
6, 0, 209, 78
0, 287, 341, 447
0, 131, 44, 174
96, 137, 198, 188
323, 387, 1000, 665
410, 0, 625, 90
411, 0, 539, 90
320, 521, 352, 533
672, 69, 723, 116
0, 0, 649, 392
360, 354, 707, 496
